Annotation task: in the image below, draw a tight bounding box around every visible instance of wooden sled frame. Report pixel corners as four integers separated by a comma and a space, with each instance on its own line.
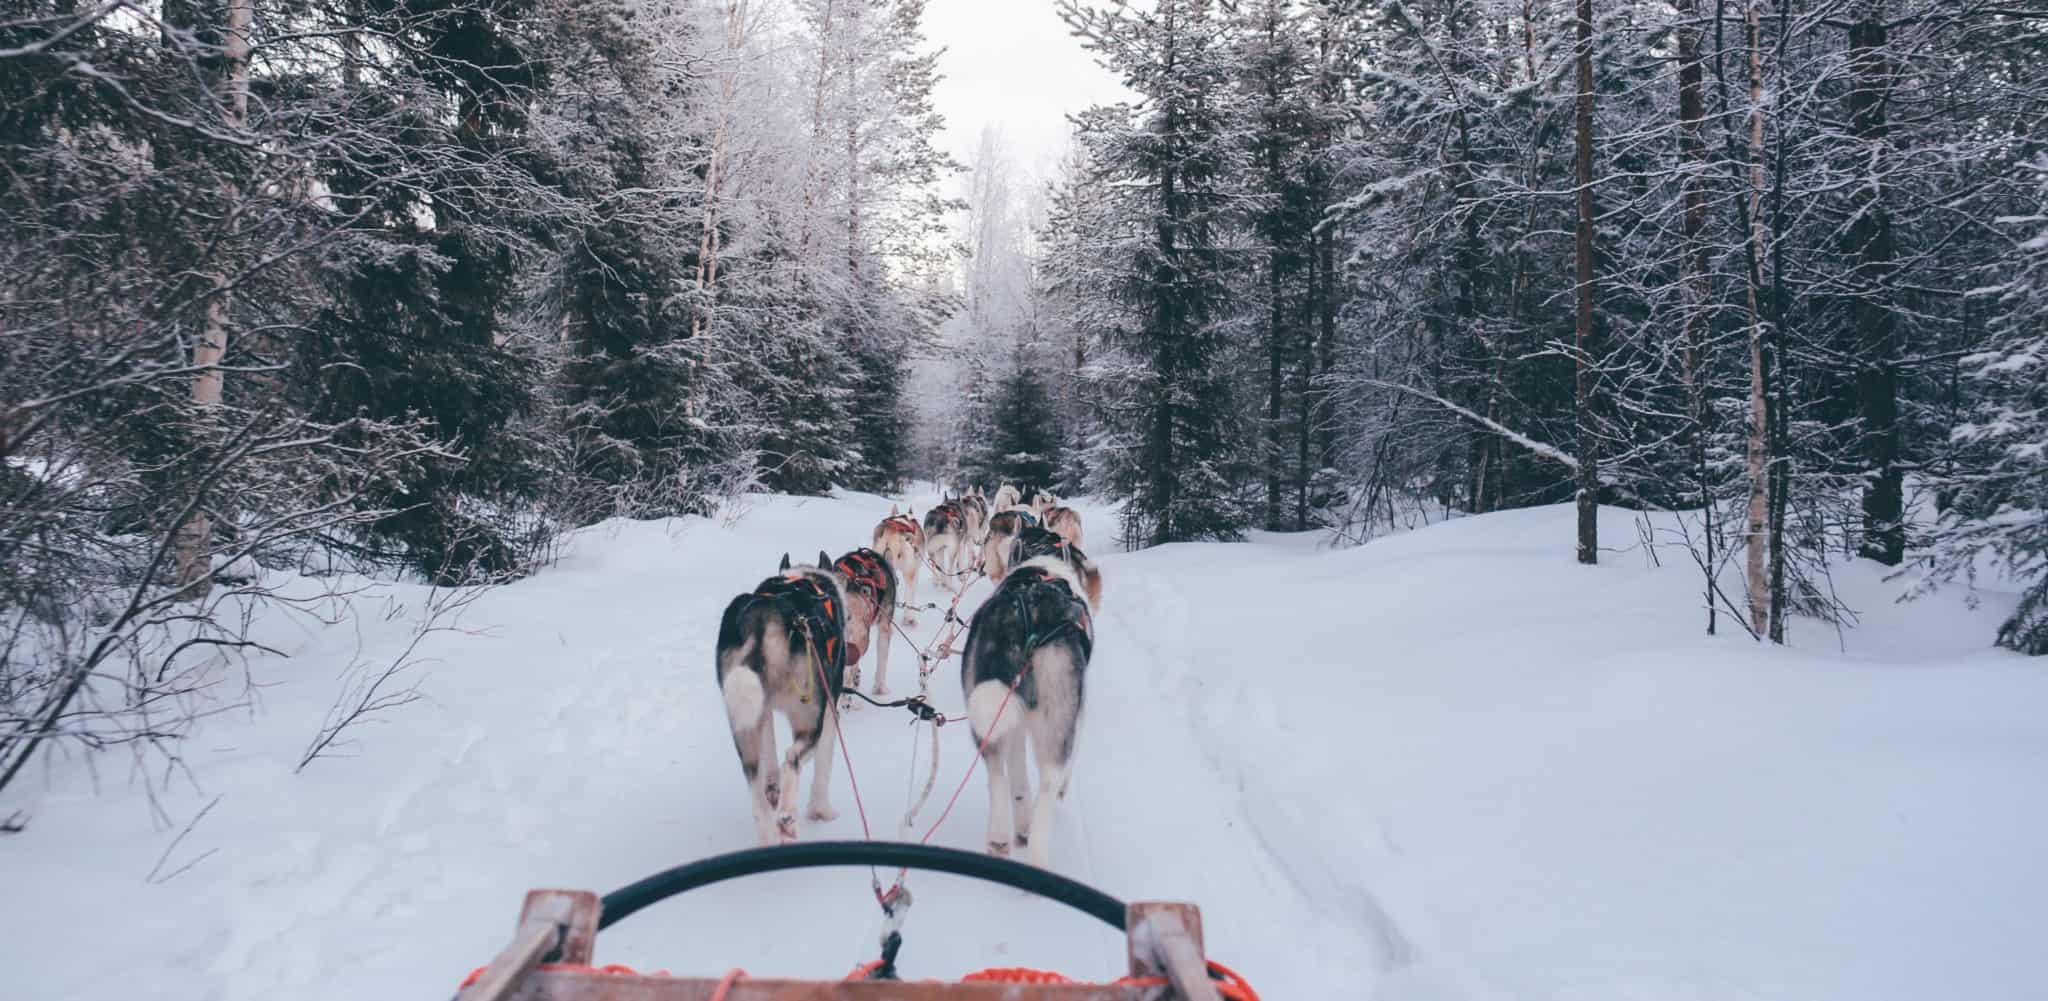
454, 842, 1226, 1001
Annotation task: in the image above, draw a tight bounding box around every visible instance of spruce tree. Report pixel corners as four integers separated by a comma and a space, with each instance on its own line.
1063, 0, 1250, 546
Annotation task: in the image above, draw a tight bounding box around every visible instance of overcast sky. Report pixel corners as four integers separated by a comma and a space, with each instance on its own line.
922, 1, 1133, 187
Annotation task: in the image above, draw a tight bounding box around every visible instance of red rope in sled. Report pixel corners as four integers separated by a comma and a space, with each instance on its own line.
458, 957, 1261, 1000
708, 967, 748, 1001
964, 960, 1262, 1001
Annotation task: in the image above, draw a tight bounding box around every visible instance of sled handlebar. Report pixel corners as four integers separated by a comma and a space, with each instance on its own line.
597, 840, 1129, 931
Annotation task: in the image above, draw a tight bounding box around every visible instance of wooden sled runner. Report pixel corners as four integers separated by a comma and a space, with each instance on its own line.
453, 841, 1255, 1001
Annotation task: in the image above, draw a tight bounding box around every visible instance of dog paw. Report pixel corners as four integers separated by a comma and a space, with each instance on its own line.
872, 684, 891, 698
987, 840, 1011, 858
807, 803, 839, 822
1014, 831, 1030, 847
777, 815, 799, 841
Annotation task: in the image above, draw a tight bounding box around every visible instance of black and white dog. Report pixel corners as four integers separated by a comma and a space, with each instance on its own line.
960, 548, 1102, 867
716, 552, 847, 845
981, 507, 1039, 584
1009, 526, 1103, 610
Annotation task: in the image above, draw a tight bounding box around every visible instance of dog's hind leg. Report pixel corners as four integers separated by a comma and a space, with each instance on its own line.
968, 680, 1021, 856
1026, 738, 1072, 869
722, 666, 781, 846
873, 610, 893, 697
792, 713, 838, 824
771, 721, 809, 842
1008, 732, 1033, 847
724, 717, 779, 847
981, 734, 1014, 857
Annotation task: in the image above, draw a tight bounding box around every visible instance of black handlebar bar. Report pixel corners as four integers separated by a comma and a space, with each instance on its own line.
597, 841, 1129, 931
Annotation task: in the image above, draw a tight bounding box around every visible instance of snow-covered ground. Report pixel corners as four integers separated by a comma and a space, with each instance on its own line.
5, 491, 2045, 1001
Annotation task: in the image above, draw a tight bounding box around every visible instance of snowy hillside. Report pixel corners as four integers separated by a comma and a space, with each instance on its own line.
4, 491, 2044, 1001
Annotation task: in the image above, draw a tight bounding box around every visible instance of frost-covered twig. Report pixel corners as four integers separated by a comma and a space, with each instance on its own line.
145, 794, 222, 884
295, 581, 485, 772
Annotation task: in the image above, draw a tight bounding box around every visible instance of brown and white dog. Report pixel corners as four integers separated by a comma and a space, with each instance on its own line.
1024, 488, 1059, 521
873, 505, 924, 627
831, 547, 899, 702
716, 553, 848, 845
1043, 506, 1084, 549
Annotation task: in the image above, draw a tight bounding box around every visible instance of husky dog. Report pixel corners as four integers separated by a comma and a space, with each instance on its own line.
1021, 486, 1058, 520
956, 487, 991, 546
1009, 526, 1103, 611
716, 552, 848, 845
1044, 506, 1084, 550
961, 553, 1100, 866
830, 547, 898, 700
873, 505, 925, 626
981, 507, 1041, 584
991, 483, 1021, 513
922, 499, 972, 589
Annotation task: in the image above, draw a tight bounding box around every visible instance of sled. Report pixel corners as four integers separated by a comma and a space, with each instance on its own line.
452, 841, 1252, 1001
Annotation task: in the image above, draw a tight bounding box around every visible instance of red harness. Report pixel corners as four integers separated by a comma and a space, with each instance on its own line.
833, 549, 893, 606
879, 514, 921, 539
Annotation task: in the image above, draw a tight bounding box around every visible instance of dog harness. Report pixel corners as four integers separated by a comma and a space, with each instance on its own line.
748, 573, 846, 685
833, 548, 892, 606
1012, 527, 1077, 567
999, 565, 1094, 658
879, 514, 921, 538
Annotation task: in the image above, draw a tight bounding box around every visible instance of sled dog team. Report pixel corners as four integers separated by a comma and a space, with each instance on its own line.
714, 486, 1099, 867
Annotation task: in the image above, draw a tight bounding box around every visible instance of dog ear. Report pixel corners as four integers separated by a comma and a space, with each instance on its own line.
779, 553, 791, 572
819, 550, 831, 569
890, 503, 899, 517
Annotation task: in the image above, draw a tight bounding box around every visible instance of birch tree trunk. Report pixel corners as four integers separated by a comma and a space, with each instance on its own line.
1572, 0, 1599, 566
173, 0, 254, 597
1742, 0, 1772, 636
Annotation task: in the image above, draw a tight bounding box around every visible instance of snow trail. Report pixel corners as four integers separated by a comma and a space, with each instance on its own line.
4, 492, 2047, 1001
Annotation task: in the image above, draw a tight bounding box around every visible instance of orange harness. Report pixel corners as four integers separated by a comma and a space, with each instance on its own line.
752, 573, 843, 669
879, 514, 921, 538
